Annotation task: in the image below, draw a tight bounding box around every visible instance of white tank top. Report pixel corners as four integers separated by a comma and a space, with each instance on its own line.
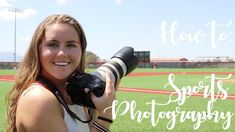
30, 83, 90, 131
63, 105, 90, 132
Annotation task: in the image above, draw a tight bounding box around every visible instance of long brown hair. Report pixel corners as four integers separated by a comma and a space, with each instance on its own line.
6, 14, 87, 132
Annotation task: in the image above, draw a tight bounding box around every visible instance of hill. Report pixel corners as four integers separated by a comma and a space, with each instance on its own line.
0, 52, 23, 62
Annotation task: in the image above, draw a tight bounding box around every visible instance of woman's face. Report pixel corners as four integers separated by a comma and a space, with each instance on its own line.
40, 23, 82, 81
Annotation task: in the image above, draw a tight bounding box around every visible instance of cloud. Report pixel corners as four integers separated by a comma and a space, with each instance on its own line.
0, 8, 37, 20
56, 0, 69, 5
18, 8, 37, 19
0, 8, 12, 20
0, 0, 12, 7
115, 0, 123, 5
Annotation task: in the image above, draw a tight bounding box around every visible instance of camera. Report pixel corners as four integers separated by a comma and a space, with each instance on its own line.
66, 46, 139, 108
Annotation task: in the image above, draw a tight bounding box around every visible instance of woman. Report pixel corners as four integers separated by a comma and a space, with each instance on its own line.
6, 14, 115, 132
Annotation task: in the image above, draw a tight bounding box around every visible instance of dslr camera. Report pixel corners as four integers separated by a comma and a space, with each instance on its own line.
66, 46, 139, 108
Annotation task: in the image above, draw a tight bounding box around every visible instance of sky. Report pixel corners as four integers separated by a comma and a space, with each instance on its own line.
0, 0, 234, 62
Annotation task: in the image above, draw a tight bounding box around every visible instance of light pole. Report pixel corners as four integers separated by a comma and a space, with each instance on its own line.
8, 7, 23, 63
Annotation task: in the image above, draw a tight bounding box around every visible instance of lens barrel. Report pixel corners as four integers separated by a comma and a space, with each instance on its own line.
93, 46, 139, 85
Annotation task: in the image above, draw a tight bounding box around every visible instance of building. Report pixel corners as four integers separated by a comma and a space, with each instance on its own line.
134, 51, 150, 68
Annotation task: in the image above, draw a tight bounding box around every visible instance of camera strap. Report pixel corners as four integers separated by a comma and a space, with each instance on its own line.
36, 75, 92, 123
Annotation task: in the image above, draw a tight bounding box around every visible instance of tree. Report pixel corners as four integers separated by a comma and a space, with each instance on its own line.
85, 51, 100, 63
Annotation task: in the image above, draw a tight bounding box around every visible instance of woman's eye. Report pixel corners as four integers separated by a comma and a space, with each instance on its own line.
47, 43, 58, 48
67, 43, 76, 48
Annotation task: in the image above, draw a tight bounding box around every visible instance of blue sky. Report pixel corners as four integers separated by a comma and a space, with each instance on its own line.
0, 0, 234, 61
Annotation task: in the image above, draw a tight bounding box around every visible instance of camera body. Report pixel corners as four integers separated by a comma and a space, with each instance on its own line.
66, 46, 139, 108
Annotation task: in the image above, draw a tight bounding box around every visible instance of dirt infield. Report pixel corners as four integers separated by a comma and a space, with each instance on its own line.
1, 71, 234, 80
1, 72, 235, 100
0, 75, 14, 82
1, 72, 234, 84
128, 71, 235, 76
222, 79, 235, 84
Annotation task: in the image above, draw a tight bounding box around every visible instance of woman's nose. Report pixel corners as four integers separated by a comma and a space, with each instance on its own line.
57, 47, 67, 57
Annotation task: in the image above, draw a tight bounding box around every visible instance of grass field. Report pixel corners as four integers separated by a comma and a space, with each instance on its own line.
0, 82, 13, 132
0, 68, 235, 132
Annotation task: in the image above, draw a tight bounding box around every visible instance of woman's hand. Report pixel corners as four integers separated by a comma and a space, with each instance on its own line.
89, 73, 118, 131
91, 73, 116, 114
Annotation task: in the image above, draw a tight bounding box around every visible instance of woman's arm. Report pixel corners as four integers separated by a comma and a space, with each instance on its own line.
16, 86, 68, 132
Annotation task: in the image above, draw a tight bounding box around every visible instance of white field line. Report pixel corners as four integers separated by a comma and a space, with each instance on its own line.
118, 87, 235, 100
0, 79, 14, 82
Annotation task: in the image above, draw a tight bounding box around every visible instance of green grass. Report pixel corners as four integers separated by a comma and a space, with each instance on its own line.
132, 68, 235, 72
0, 68, 234, 131
110, 92, 235, 132
0, 70, 16, 75
121, 74, 235, 94
110, 68, 235, 131
86, 67, 235, 73
0, 82, 13, 132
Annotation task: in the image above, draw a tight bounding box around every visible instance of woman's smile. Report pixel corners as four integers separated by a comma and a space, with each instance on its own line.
53, 61, 71, 66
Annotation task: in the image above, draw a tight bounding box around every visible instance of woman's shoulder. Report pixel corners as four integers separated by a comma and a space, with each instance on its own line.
17, 83, 62, 113
20, 83, 57, 105
16, 83, 66, 131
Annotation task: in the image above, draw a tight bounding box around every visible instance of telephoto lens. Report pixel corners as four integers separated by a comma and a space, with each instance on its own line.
93, 46, 139, 89
66, 46, 139, 108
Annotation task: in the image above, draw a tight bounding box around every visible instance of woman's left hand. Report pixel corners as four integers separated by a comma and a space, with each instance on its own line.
90, 73, 116, 114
